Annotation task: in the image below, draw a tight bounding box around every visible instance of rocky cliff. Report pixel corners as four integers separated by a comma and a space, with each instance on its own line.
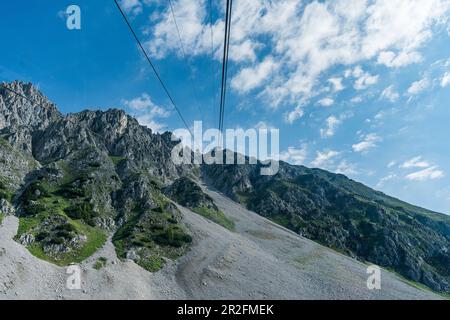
0, 81, 194, 271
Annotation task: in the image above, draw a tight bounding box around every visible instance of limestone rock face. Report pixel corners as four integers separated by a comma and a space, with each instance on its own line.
0, 81, 61, 131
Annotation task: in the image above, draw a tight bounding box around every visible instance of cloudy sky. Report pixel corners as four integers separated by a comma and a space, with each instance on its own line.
1, 0, 450, 213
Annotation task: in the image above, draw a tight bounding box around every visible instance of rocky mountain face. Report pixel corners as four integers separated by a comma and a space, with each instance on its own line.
0, 81, 194, 270
0, 81, 449, 294
202, 159, 450, 293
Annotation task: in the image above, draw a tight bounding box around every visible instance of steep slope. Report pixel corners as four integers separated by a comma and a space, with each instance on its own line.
0, 188, 442, 299
202, 157, 450, 293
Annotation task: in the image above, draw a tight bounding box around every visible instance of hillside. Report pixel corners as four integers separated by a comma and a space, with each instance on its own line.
202, 159, 450, 293
0, 185, 442, 299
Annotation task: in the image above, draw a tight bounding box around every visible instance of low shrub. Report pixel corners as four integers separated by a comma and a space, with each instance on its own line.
64, 202, 97, 225
152, 226, 192, 248
21, 182, 50, 202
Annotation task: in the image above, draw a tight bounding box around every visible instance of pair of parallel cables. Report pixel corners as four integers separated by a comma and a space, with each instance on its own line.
115, 0, 232, 134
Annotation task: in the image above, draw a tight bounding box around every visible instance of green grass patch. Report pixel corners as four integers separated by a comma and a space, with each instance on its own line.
22, 221, 106, 266
16, 192, 107, 266
138, 255, 164, 272
192, 206, 235, 231
113, 198, 192, 273
13, 167, 110, 266
109, 156, 126, 166
269, 214, 291, 229
0, 189, 13, 202
56, 161, 77, 185
0, 180, 13, 202
16, 215, 42, 238
93, 256, 108, 270
152, 224, 193, 247
236, 191, 250, 205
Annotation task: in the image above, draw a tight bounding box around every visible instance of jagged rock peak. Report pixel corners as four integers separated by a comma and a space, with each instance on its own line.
69, 108, 138, 135
0, 81, 61, 130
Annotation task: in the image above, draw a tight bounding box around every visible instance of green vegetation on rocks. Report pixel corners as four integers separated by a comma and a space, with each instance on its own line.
193, 206, 235, 231
109, 156, 126, 166
93, 257, 108, 270
113, 198, 192, 272
0, 180, 13, 202
16, 174, 106, 265
165, 177, 235, 231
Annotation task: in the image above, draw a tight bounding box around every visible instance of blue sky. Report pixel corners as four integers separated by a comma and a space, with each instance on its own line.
1, 0, 450, 214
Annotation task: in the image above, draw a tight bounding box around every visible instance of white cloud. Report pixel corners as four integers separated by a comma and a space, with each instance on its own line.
362, 0, 449, 61
120, 0, 144, 16
284, 106, 304, 124
441, 72, 450, 87
317, 97, 335, 107
254, 121, 274, 130
336, 160, 358, 175
406, 166, 444, 181
387, 161, 397, 168
320, 114, 348, 138
399, 156, 445, 181
352, 133, 382, 153
145, 0, 450, 108
374, 111, 385, 120
376, 173, 397, 188
328, 77, 345, 92
279, 144, 308, 165
377, 50, 422, 67
310, 149, 357, 175
381, 85, 400, 102
231, 57, 278, 94
407, 78, 429, 95
145, 0, 214, 59
135, 115, 167, 132
351, 96, 363, 104
351, 66, 379, 90
311, 150, 340, 167
122, 93, 170, 132
400, 156, 430, 169
229, 40, 261, 63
